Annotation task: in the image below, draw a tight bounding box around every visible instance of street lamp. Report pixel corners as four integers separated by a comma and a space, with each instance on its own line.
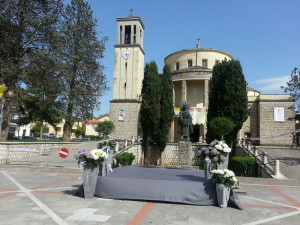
0, 88, 14, 136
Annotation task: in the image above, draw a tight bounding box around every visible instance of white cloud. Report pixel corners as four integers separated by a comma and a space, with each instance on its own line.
250, 75, 290, 93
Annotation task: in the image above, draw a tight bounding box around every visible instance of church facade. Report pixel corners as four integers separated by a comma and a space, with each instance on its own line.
110, 14, 294, 146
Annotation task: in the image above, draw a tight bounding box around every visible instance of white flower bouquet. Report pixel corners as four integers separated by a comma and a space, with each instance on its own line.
211, 169, 239, 188
74, 149, 108, 166
210, 140, 231, 163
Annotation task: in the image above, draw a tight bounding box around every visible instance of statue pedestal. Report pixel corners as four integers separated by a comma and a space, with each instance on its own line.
178, 139, 192, 167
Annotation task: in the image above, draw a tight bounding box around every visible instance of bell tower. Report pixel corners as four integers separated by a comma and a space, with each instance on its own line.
110, 12, 145, 138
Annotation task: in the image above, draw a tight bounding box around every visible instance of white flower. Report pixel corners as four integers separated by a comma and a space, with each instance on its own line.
224, 169, 235, 177
232, 177, 237, 182
212, 169, 224, 174
223, 147, 231, 153
91, 149, 108, 160
215, 145, 223, 151
222, 143, 228, 148
211, 169, 224, 175
218, 141, 224, 145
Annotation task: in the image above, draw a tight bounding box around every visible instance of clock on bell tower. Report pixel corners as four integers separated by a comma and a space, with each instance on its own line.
110, 12, 145, 138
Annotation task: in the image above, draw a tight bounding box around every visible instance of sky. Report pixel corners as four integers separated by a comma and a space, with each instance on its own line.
84, 0, 300, 117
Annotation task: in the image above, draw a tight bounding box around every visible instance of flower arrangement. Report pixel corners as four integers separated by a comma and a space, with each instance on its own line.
97, 140, 115, 149
74, 149, 108, 166
209, 139, 231, 163
211, 169, 239, 188
195, 146, 218, 161
195, 140, 231, 164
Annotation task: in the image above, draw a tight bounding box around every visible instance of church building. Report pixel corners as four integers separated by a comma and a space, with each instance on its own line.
110, 13, 294, 146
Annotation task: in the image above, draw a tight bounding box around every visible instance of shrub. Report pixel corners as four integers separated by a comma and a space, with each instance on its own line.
115, 152, 135, 166
229, 157, 256, 177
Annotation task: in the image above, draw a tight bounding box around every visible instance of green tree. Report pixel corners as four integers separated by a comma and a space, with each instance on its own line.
140, 62, 161, 165
153, 64, 174, 150
206, 59, 248, 149
209, 117, 235, 140
75, 126, 85, 138
17, 53, 63, 139
58, 0, 108, 141
0, 0, 63, 140
31, 122, 49, 138
282, 67, 300, 114
94, 121, 115, 139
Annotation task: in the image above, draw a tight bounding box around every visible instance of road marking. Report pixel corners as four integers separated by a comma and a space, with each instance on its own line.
242, 204, 297, 211
31, 175, 80, 190
240, 195, 299, 209
266, 186, 300, 207
242, 210, 300, 225
127, 202, 154, 225
66, 208, 111, 222
2, 171, 68, 225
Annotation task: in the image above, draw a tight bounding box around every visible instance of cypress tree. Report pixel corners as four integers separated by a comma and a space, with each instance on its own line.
153, 64, 174, 151
140, 62, 161, 165
206, 59, 248, 149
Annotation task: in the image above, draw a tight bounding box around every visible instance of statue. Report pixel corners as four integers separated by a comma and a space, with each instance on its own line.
178, 101, 193, 140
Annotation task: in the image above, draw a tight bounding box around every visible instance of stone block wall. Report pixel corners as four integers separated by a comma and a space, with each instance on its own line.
258, 95, 294, 146
110, 101, 141, 138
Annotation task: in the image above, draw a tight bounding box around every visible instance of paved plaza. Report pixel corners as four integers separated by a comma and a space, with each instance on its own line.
1, 162, 300, 225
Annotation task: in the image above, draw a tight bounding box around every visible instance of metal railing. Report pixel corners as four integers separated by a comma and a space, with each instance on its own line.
238, 139, 280, 177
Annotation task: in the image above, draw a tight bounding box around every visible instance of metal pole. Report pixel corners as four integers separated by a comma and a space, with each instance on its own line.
0, 98, 4, 135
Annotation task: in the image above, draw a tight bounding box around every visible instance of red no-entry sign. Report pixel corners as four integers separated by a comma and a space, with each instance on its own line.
59, 148, 69, 158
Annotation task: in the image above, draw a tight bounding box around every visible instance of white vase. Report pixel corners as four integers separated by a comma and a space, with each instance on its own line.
216, 183, 231, 208
204, 156, 212, 180
217, 154, 229, 170
83, 164, 99, 198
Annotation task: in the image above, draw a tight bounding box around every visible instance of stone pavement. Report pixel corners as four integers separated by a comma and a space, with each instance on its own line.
1, 165, 300, 225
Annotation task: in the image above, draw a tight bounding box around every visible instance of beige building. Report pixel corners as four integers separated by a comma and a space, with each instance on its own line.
110, 13, 145, 138
109, 14, 294, 146
164, 46, 233, 142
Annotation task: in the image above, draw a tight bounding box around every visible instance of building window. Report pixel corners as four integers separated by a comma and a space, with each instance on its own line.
188, 60, 192, 67
125, 25, 131, 44
202, 59, 208, 68
176, 62, 180, 70
133, 25, 137, 43
193, 88, 198, 94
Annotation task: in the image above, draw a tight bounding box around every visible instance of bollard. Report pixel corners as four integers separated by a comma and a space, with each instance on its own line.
275, 160, 280, 176
115, 142, 119, 153
263, 152, 268, 165
254, 147, 258, 157
247, 143, 251, 151
125, 139, 128, 147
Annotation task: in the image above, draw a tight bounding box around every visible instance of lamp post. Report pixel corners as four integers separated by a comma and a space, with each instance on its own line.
0, 90, 14, 138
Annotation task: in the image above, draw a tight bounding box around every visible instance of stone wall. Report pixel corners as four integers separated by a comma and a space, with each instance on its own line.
240, 94, 294, 146
110, 101, 141, 138
119, 143, 201, 167
258, 95, 294, 146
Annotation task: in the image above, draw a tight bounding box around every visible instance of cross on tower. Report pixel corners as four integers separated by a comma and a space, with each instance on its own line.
196, 38, 200, 49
